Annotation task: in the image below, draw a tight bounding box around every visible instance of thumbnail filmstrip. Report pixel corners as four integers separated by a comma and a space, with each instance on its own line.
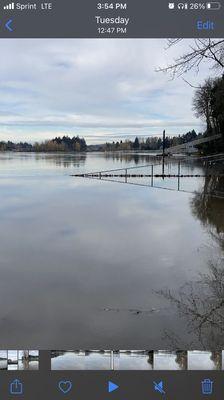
51, 350, 224, 370
0, 351, 39, 371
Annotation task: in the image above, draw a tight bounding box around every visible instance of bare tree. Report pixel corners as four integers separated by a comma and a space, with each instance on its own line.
157, 260, 224, 350
157, 39, 224, 78
156, 179, 224, 350
192, 78, 214, 133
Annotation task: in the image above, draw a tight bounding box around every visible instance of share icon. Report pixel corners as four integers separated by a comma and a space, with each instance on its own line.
153, 381, 166, 395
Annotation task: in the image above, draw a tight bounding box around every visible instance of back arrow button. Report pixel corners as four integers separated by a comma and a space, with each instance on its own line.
5, 19, 13, 32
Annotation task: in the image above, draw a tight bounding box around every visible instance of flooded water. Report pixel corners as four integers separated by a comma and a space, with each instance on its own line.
113, 351, 153, 370
51, 351, 112, 370
0, 350, 7, 370
188, 351, 221, 370
0, 152, 223, 349
7, 361, 39, 371
153, 351, 186, 370
51, 350, 153, 370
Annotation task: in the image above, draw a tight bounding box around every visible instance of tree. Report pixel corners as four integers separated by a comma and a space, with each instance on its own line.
193, 76, 224, 148
157, 39, 224, 78
211, 76, 224, 137
133, 137, 140, 150
193, 78, 214, 134
74, 142, 81, 152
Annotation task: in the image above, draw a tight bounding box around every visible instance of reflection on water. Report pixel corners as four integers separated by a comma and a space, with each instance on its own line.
0, 361, 7, 370
0, 152, 223, 348
51, 350, 153, 370
52, 349, 223, 370
7, 361, 38, 371
0, 152, 87, 170
51, 351, 112, 370
153, 351, 187, 370
0, 350, 7, 370
188, 351, 221, 370
113, 350, 153, 370
157, 169, 224, 350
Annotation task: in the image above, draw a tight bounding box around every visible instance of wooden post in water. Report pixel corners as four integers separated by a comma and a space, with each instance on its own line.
125, 169, 128, 183
178, 161, 181, 191
110, 351, 114, 370
151, 165, 154, 187
162, 130, 166, 178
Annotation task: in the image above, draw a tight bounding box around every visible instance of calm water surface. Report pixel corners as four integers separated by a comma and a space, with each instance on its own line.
0, 152, 223, 349
114, 351, 153, 370
188, 351, 221, 370
154, 351, 186, 370
52, 351, 111, 370
51, 350, 152, 370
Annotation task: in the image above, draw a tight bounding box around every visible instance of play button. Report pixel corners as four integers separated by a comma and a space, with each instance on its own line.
108, 381, 119, 393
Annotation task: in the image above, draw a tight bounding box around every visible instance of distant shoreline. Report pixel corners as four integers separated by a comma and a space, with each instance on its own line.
0, 149, 160, 153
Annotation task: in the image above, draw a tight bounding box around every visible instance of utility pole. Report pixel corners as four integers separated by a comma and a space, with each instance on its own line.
163, 130, 166, 158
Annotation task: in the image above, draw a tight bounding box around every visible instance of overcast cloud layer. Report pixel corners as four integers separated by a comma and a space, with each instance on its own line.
0, 39, 215, 144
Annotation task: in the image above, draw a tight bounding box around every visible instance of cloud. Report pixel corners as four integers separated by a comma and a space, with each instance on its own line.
0, 39, 212, 143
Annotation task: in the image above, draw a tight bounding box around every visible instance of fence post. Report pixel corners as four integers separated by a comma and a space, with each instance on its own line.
178, 161, 181, 191
110, 351, 114, 370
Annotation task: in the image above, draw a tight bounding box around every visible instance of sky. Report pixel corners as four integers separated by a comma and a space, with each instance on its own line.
0, 39, 216, 144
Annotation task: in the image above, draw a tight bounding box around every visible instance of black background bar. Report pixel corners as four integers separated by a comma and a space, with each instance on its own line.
0, 0, 224, 38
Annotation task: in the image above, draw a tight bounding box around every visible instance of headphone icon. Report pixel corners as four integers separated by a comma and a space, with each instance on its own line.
178, 3, 187, 9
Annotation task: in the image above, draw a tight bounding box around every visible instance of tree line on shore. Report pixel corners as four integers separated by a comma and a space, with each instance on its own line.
0, 130, 201, 153
102, 130, 199, 152
1, 41, 224, 155
0, 136, 87, 152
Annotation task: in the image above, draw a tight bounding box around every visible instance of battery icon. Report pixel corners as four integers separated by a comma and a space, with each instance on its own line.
206, 2, 221, 9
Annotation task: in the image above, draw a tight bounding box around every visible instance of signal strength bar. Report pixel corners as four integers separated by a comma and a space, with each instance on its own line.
4, 2, 15, 10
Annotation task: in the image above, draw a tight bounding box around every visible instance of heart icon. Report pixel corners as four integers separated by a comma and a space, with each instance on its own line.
58, 380, 72, 394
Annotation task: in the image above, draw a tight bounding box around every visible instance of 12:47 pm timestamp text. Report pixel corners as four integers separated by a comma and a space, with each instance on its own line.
97, 27, 127, 34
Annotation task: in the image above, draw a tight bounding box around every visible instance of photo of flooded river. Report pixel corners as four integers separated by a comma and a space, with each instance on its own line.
153, 351, 187, 370
51, 350, 153, 370
188, 351, 221, 370
51, 350, 112, 370
0, 152, 223, 349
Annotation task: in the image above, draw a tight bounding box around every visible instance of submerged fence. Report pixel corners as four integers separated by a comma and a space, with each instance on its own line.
71, 158, 224, 198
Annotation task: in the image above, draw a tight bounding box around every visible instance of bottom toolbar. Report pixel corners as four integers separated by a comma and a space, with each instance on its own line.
0, 351, 224, 399
0, 371, 224, 399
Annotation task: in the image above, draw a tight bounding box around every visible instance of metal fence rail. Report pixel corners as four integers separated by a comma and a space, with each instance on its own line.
71, 159, 224, 198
